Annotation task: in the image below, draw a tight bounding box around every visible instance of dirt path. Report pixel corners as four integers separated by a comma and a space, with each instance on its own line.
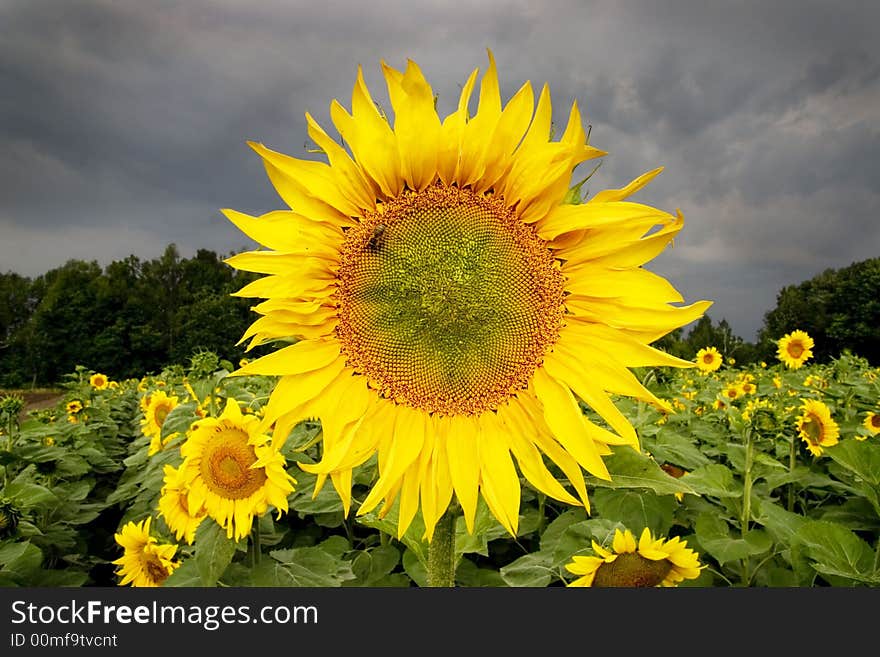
0, 389, 65, 421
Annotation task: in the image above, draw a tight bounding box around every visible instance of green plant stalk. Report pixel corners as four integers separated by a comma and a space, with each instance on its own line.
250, 521, 261, 567
426, 509, 456, 587
741, 427, 754, 586
788, 433, 797, 512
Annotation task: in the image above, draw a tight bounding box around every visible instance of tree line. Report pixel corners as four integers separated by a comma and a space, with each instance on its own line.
1, 248, 878, 387
0, 245, 260, 387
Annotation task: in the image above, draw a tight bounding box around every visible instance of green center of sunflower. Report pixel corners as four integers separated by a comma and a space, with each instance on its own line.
154, 403, 171, 426
335, 183, 564, 415
801, 414, 823, 444
200, 423, 267, 499
592, 552, 673, 588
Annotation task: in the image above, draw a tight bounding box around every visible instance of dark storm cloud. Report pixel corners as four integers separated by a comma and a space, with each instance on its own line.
1, 0, 878, 341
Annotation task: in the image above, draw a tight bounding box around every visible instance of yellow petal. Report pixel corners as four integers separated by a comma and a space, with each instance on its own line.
230, 338, 340, 377
477, 412, 521, 536
248, 141, 361, 220
588, 167, 664, 204
531, 368, 611, 481
220, 209, 342, 255
357, 404, 425, 515
444, 414, 481, 533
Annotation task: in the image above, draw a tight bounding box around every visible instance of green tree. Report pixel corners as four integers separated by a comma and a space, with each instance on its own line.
758, 258, 880, 364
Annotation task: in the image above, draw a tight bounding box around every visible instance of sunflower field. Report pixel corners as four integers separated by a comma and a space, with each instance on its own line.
1, 344, 878, 588
2, 53, 879, 590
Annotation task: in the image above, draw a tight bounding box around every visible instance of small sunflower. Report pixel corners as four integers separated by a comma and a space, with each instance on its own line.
796, 399, 839, 456
777, 330, 814, 369
739, 380, 757, 395
223, 51, 710, 539
722, 382, 743, 401
565, 527, 703, 587
179, 397, 296, 541
863, 411, 880, 437
66, 400, 83, 414
158, 465, 207, 545
89, 373, 109, 390
112, 517, 179, 587
141, 390, 179, 456
694, 347, 723, 373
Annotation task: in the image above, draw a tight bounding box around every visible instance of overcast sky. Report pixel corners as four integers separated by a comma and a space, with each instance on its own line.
1, 0, 878, 341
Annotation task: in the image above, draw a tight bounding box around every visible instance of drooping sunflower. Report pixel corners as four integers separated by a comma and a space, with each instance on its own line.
157, 464, 207, 545
796, 398, 839, 456
777, 330, 814, 369
565, 527, 703, 587
141, 390, 179, 456
89, 372, 109, 390
223, 52, 710, 540
112, 516, 179, 587
694, 347, 722, 373
864, 411, 880, 437
178, 397, 296, 541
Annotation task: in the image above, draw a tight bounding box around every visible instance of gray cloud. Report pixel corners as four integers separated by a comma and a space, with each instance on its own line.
1, 0, 878, 342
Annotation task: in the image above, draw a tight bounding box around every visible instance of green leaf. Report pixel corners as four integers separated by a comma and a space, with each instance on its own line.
825, 439, 880, 486
694, 514, 772, 565
752, 499, 806, 544
681, 464, 743, 498
402, 548, 427, 587
592, 488, 676, 537
0, 541, 43, 581
30, 569, 90, 587
643, 429, 712, 470
455, 558, 505, 587
268, 545, 355, 586
3, 482, 58, 508
163, 559, 204, 587
539, 508, 588, 555
499, 551, 554, 587
194, 521, 238, 586
345, 544, 402, 587
586, 446, 696, 495
793, 520, 879, 585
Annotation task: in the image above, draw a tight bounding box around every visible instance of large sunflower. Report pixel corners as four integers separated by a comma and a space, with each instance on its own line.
565, 527, 703, 587
112, 516, 179, 587
694, 347, 722, 373
224, 52, 710, 540
178, 397, 296, 541
796, 398, 839, 456
777, 330, 814, 369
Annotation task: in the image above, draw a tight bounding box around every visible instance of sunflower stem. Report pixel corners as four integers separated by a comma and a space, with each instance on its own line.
250, 521, 261, 567
740, 427, 754, 586
426, 509, 456, 587
787, 433, 797, 512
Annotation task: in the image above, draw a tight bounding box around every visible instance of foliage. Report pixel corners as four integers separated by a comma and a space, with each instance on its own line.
0, 246, 259, 387
758, 257, 880, 365
2, 349, 879, 588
